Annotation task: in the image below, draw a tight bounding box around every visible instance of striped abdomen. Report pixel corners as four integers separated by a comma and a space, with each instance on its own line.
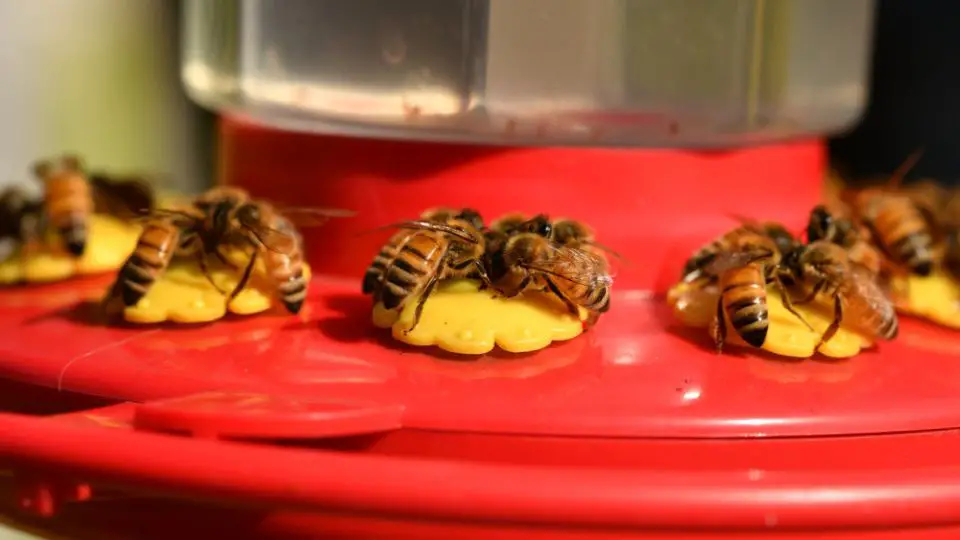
263, 239, 307, 314
549, 248, 612, 314
945, 229, 960, 280
718, 263, 768, 348
379, 232, 444, 310
838, 276, 899, 340
117, 219, 182, 307
363, 231, 410, 295
868, 196, 934, 276
45, 174, 93, 256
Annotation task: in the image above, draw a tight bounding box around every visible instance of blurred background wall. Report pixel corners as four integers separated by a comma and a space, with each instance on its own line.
830, 0, 960, 184
0, 0, 213, 193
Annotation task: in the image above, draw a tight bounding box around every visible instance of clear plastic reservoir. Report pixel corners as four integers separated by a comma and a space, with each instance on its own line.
182, 0, 875, 147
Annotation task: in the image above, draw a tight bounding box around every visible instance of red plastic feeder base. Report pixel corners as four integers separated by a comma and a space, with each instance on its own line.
0, 120, 958, 538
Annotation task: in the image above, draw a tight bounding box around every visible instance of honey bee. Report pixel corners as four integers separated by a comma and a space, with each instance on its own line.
495, 227, 613, 325
780, 240, 898, 349
377, 214, 493, 332
0, 187, 44, 262
846, 151, 936, 277
0, 187, 42, 243
192, 186, 351, 314
32, 155, 92, 256
698, 231, 808, 352
852, 190, 935, 277
106, 210, 203, 312
363, 207, 480, 296
806, 205, 883, 277
110, 187, 349, 315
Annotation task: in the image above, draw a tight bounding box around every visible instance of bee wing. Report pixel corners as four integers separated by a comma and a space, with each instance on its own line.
132, 206, 203, 229
525, 244, 615, 288
89, 173, 156, 218
845, 263, 895, 320
358, 220, 479, 244
239, 219, 301, 255
702, 248, 770, 276
724, 213, 765, 229
274, 206, 356, 228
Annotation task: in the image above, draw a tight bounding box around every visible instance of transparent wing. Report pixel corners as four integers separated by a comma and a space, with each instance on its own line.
275, 206, 356, 228
358, 220, 479, 244
239, 218, 301, 255
846, 263, 894, 316
703, 248, 771, 276
133, 206, 202, 226
89, 173, 156, 218
524, 244, 615, 288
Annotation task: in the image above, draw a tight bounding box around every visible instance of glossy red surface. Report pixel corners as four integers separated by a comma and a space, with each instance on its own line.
0, 273, 957, 440
0, 124, 956, 537
6, 410, 960, 536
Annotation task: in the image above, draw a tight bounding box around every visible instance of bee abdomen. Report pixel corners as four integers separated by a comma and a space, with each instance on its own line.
723, 283, 769, 348
57, 218, 87, 256
279, 274, 308, 314
117, 224, 178, 307
879, 310, 899, 340
362, 244, 399, 294
380, 239, 437, 309
588, 285, 611, 313
874, 205, 934, 276
118, 253, 163, 306
889, 233, 934, 276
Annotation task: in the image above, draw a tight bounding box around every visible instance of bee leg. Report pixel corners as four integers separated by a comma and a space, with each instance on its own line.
772, 275, 814, 331
791, 281, 824, 306
495, 275, 530, 299
227, 250, 260, 304
816, 294, 844, 353
405, 274, 439, 335
712, 298, 726, 354
197, 253, 229, 295
543, 277, 580, 319
472, 260, 496, 291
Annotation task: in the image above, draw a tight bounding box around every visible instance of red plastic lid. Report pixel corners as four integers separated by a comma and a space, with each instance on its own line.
1, 126, 959, 443
1, 273, 959, 440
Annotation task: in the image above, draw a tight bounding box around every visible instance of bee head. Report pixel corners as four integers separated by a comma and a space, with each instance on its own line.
235, 202, 261, 225
762, 223, 799, 254
779, 245, 805, 276
517, 214, 552, 238
807, 205, 834, 243
503, 233, 551, 268
455, 208, 485, 231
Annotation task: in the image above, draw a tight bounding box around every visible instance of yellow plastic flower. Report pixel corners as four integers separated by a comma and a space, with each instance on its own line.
892, 271, 960, 329
119, 249, 311, 324
372, 279, 586, 355
668, 282, 872, 359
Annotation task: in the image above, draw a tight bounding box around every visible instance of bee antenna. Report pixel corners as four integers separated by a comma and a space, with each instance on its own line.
888, 148, 925, 190
357, 220, 478, 244
725, 212, 760, 226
